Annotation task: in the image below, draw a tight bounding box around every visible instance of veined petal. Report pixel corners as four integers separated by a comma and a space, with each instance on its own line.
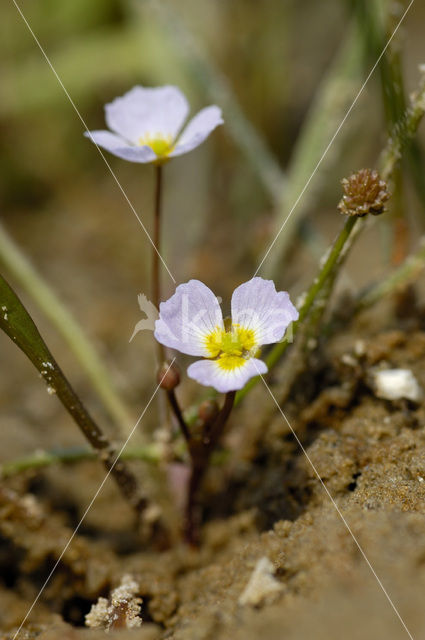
105, 86, 189, 144
154, 280, 224, 357
84, 130, 156, 163
231, 277, 298, 346
170, 106, 223, 157
187, 357, 267, 393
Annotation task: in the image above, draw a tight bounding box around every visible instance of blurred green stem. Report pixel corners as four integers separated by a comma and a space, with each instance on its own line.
380, 68, 425, 182
0, 444, 163, 479
355, 235, 425, 312
353, 0, 425, 209
0, 441, 231, 479
0, 221, 133, 435
264, 23, 364, 276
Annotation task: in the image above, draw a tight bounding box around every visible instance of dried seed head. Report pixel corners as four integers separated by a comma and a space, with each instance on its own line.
157, 362, 180, 390
338, 168, 390, 217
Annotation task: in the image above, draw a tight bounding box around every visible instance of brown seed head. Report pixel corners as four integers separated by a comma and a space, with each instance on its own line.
338, 168, 390, 217
157, 362, 180, 390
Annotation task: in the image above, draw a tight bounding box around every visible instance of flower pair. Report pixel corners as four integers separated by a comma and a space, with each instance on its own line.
86, 85, 298, 392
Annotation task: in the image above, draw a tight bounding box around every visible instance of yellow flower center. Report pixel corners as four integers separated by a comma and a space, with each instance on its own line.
204, 324, 257, 371
138, 133, 174, 164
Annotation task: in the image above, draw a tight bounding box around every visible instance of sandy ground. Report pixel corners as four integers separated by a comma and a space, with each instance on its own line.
2, 301, 425, 639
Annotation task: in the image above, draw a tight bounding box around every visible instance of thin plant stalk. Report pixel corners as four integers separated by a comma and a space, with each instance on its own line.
185, 391, 236, 545
167, 389, 191, 444
353, 0, 425, 207
0, 221, 133, 436
153, 164, 165, 364
0, 273, 153, 518
151, 166, 188, 435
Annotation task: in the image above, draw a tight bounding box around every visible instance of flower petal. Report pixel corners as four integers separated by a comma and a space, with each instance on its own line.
187, 357, 267, 393
231, 277, 298, 346
154, 280, 224, 357
84, 130, 156, 163
169, 106, 223, 157
105, 86, 189, 144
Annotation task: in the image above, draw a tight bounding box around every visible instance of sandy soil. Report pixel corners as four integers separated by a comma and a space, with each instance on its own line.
2, 308, 425, 639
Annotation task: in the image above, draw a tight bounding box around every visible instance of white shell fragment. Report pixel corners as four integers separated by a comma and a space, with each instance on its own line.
238, 556, 283, 607
371, 368, 423, 402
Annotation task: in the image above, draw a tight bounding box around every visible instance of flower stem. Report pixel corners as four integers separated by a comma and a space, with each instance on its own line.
153, 164, 165, 364
152, 166, 188, 435
166, 389, 191, 443
185, 391, 236, 545
152, 165, 189, 458
0, 273, 153, 518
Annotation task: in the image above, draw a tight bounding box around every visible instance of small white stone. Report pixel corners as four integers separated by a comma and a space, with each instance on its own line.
372, 368, 422, 402
238, 557, 283, 607
341, 353, 357, 367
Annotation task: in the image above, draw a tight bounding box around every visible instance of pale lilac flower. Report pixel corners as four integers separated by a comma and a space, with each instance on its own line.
85, 85, 223, 164
154, 278, 298, 393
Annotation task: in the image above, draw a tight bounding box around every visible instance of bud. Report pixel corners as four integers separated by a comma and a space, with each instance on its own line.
198, 398, 219, 424
157, 362, 180, 390
338, 168, 390, 217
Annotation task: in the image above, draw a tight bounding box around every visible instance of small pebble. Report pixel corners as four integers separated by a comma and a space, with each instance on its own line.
238, 557, 283, 607
371, 368, 422, 402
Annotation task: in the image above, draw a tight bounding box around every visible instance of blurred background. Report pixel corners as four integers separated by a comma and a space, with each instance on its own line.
1, 0, 425, 458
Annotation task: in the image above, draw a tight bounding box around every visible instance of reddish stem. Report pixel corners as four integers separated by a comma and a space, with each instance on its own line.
184, 391, 236, 545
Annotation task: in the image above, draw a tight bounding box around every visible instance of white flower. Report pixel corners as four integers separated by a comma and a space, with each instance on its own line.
85, 85, 223, 164
154, 278, 298, 393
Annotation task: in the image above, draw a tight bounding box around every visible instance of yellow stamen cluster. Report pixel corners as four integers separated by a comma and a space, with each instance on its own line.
204, 324, 257, 371
138, 133, 174, 164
